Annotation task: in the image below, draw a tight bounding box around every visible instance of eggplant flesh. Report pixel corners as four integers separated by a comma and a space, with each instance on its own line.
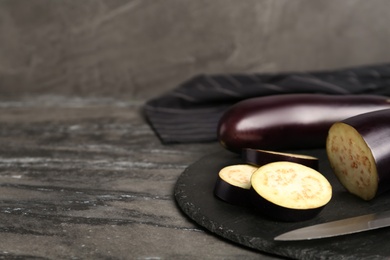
250, 161, 332, 221
218, 94, 390, 153
326, 108, 390, 200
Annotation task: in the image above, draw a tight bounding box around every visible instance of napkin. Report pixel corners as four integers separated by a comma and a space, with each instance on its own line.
143, 63, 390, 144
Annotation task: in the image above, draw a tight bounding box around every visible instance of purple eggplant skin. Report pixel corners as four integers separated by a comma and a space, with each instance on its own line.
214, 177, 251, 207
217, 94, 390, 153
331, 108, 390, 198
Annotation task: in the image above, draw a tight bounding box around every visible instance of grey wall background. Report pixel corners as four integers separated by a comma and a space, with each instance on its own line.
1, 0, 390, 100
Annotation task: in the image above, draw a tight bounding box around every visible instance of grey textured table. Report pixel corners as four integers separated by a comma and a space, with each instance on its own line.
0, 96, 281, 259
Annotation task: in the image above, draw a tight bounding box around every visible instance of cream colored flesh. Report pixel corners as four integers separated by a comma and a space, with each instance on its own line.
326, 122, 378, 200
219, 164, 258, 189
251, 161, 332, 209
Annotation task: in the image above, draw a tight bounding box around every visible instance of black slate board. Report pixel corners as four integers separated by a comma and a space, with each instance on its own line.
174, 149, 390, 260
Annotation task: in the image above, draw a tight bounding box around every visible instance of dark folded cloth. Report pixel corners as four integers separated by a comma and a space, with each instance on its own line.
143, 63, 390, 144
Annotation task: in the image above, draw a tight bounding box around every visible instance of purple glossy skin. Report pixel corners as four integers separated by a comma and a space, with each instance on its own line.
214, 177, 251, 207
340, 109, 390, 197
217, 94, 390, 153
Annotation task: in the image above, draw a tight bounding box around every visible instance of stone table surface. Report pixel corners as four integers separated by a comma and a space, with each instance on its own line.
0, 95, 281, 260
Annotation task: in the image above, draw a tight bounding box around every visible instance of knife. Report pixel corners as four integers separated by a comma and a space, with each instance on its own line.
274, 210, 390, 241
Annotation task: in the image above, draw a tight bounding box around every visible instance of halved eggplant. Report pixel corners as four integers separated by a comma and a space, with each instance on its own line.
250, 161, 332, 222
242, 148, 319, 170
326, 108, 390, 201
218, 94, 390, 153
214, 164, 258, 206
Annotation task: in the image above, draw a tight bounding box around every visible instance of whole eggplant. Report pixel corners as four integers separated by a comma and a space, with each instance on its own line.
217, 94, 390, 153
327, 108, 390, 200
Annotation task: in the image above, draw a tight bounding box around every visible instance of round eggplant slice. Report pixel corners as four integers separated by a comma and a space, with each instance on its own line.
250, 161, 332, 222
326, 109, 390, 201
242, 148, 319, 170
214, 164, 258, 206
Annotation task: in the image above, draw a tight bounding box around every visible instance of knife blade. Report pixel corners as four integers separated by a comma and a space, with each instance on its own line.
274, 210, 390, 241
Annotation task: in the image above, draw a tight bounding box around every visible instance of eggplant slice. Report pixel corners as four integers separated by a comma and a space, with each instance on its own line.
250, 161, 332, 222
214, 164, 258, 206
242, 148, 319, 170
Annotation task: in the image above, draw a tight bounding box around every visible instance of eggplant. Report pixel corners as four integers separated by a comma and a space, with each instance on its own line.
218, 94, 390, 153
250, 161, 332, 222
214, 164, 258, 206
242, 148, 319, 170
326, 108, 390, 201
